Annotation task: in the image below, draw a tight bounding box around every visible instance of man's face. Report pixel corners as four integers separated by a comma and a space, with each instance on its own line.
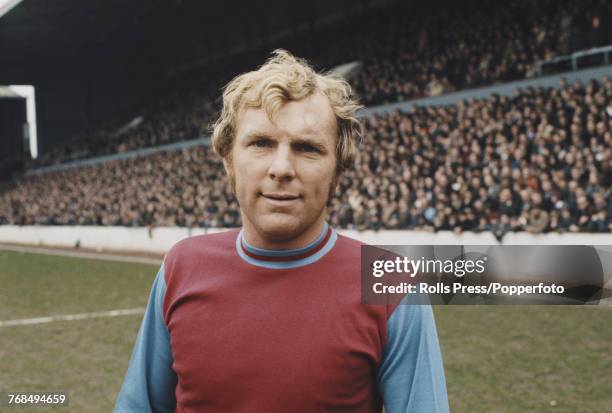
225, 92, 337, 248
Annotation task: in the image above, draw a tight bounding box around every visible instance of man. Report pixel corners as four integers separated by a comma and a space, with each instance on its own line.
115, 50, 449, 412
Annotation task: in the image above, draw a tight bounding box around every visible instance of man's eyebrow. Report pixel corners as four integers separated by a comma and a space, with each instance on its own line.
242, 130, 273, 140
291, 137, 329, 150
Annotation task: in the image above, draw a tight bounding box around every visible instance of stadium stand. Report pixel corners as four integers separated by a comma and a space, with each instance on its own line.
350, 0, 612, 105
28, 83, 220, 168
2, 77, 609, 238
24, 0, 611, 168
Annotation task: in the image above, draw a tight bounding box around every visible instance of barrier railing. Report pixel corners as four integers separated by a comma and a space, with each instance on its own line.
537, 44, 612, 76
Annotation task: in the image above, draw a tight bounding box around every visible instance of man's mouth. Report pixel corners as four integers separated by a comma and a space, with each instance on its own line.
261, 193, 301, 201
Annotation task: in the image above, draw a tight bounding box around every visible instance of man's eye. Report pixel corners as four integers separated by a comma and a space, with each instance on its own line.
296, 143, 319, 153
252, 139, 270, 148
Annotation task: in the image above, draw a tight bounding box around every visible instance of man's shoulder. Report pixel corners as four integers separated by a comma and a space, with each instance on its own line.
331, 231, 364, 259
164, 229, 239, 266
335, 231, 364, 246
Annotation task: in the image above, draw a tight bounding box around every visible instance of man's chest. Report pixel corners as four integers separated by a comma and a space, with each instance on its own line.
165, 269, 384, 412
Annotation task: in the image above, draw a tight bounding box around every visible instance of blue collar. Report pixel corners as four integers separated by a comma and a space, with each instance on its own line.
235, 223, 337, 269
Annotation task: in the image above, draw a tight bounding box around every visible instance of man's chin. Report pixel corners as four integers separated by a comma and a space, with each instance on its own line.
255, 214, 305, 242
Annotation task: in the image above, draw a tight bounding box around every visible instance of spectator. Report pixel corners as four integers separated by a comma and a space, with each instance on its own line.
525, 207, 550, 233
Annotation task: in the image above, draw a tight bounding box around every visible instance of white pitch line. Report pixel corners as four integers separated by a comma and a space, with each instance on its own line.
0, 308, 145, 328
0, 244, 161, 265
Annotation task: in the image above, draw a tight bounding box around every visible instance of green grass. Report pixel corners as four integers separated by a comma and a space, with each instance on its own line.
2, 316, 142, 412
0, 250, 158, 319
0, 250, 157, 412
0, 250, 611, 412
435, 306, 612, 413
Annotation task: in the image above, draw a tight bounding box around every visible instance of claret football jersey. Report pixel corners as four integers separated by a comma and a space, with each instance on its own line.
115, 223, 449, 412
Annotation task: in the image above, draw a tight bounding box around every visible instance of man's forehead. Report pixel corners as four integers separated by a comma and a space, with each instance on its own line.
236, 92, 337, 141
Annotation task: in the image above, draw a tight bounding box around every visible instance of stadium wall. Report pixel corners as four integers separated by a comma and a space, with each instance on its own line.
0, 226, 610, 256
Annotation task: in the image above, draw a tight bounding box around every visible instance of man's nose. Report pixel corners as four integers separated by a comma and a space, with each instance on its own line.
268, 145, 295, 181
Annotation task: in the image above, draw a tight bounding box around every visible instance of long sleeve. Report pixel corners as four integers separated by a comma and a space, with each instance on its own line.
114, 264, 177, 413
377, 296, 449, 413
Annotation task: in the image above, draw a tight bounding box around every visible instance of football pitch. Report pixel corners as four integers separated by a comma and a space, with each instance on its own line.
1, 249, 611, 413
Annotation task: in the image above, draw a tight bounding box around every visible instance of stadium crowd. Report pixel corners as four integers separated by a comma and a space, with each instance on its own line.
2, 77, 610, 237
28, 0, 611, 168
350, 0, 611, 105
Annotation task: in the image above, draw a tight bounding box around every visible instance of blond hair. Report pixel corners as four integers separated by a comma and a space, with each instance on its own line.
212, 49, 362, 174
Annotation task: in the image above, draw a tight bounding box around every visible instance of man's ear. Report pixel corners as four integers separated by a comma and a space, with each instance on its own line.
327, 173, 339, 205
223, 154, 237, 194
222, 157, 231, 175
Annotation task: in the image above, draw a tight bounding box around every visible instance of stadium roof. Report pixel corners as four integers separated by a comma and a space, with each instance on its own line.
0, 0, 379, 78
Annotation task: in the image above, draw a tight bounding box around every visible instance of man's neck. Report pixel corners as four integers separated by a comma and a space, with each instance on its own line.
241, 219, 327, 251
